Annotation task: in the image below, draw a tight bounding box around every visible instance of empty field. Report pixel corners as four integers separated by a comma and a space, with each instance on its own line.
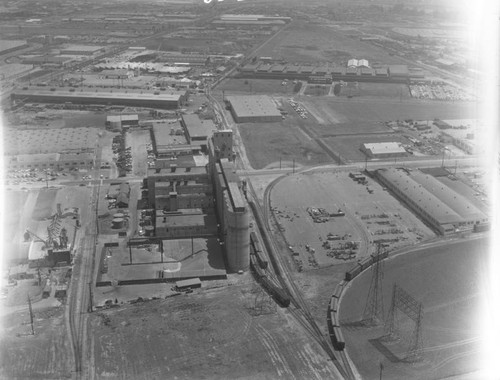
238, 122, 332, 170
338, 82, 411, 99
340, 237, 487, 380
90, 283, 341, 379
256, 22, 408, 64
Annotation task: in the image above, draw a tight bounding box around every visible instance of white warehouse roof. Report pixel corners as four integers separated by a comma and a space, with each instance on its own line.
362, 142, 406, 155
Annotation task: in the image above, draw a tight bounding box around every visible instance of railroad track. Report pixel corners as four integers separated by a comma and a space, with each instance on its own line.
247, 181, 356, 379
66, 184, 99, 378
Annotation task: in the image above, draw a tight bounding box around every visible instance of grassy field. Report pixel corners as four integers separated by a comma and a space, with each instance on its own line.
338, 82, 411, 99
255, 21, 409, 64
303, 84, 331, 96
0, 306, 72, 379
340, 237, 487, 380
238, 121, 332, 170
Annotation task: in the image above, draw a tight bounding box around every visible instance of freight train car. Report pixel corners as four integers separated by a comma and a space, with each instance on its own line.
250, 254, 290, 308
371, 250, 389, 262
330, 310, 339, 327
332, 326, 345, 350
345, 264, 362, 281
333, 282, 344, 299
250, 231, 268, 270
359, 256, 374, 270
329, 296, 338, 313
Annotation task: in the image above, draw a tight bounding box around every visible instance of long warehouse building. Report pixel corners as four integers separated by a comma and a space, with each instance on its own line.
11, 87, 187, 109
375, 168, 488, 235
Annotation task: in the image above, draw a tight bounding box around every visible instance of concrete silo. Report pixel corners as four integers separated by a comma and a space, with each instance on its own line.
225, 186, 250, 272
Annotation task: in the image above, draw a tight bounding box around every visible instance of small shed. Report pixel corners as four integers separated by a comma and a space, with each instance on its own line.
175, 278, 201, 290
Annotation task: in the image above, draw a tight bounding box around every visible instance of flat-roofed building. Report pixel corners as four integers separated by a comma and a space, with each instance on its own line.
375, 168, 488, 234
11, 87, 185, 109
226, 95, 282, 123
156, 210, 217, 238
180, 114, 216, 150
388, 65, 409, 78
375, 168, 462, 234
360, 142, 407, 159
106, 114, 139, 130
6, 152, 94, 170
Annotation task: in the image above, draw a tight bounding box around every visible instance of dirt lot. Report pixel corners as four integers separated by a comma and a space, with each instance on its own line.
238, 121, 332, 170
89, 277, 340, 379
255, 22, 409, 64
340, 237, 487, 380
270, 171, 434, 273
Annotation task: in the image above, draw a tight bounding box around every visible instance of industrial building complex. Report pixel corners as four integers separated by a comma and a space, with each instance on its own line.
11, 87, 188, 109
0, 2, 490, 380
375, 168, 488, 234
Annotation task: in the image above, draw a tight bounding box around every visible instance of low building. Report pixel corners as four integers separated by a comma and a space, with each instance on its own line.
106, 114, 139, 130
6, 152, 94, 170
360, 142, 407, 159
180, 114, 216, 150
11, 87, 186, 109
155, 211, 217, 238
375, 168, 488, 235
99, 69, 134, 79
225, 95, 282, 123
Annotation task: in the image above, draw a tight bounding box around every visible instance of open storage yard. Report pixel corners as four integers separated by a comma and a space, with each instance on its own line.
340, 237, 487, 380
270, 171, 434, 272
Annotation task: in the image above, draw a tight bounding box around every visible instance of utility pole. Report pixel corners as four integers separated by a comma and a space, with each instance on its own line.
88, 282, 93, 313
27, 294, 34, 335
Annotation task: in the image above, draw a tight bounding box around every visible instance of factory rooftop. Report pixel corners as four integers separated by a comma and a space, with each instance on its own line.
181, 114, 216, 141
411, 171, 488, 222
362, 142, 407, 156
13, 87, 184, 101
225, 95, 282, 120
376, 168, 463, 226
3, 127, 99, 155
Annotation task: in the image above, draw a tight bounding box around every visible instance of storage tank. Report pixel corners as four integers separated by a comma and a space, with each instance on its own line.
111, 218, 124, 229
225, 206, 250, 272
144, 225, 155, 236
